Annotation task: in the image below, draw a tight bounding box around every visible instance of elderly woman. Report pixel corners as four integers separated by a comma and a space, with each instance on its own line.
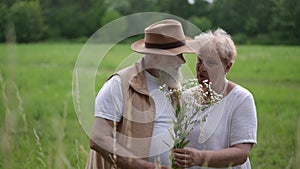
173, 29, 257, 169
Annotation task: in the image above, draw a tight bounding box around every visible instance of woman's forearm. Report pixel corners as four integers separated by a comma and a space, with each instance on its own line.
202, 144, 252, 167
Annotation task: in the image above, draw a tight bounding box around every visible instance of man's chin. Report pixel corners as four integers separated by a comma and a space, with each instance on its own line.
163, 77, 182, 89
159, 71, 182, 88
166, 82, 181, 89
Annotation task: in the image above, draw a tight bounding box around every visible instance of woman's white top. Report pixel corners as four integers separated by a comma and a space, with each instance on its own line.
187, 85, 257, 169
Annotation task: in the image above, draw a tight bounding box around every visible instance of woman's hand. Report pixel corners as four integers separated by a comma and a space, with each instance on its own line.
173, 143, 253, 168
173, 147, 205, 168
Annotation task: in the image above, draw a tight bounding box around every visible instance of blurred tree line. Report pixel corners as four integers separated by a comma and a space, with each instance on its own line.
0, 0, 299, 44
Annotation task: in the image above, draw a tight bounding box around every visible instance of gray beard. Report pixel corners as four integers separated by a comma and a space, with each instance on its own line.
158, 69, 182, 89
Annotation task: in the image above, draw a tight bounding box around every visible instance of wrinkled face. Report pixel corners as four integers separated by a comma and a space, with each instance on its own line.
196, 47, 226, 85
158, 54, 186, 88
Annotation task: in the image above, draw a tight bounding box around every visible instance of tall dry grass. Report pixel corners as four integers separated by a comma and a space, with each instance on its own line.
295, 117, 300, 169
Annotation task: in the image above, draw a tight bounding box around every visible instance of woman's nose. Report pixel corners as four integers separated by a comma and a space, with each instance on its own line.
198, 63, 207, 72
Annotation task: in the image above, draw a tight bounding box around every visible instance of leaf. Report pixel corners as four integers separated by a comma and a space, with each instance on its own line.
182, 140, 190, 147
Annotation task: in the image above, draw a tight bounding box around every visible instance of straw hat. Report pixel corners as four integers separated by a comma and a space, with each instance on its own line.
131, 19, 195, 56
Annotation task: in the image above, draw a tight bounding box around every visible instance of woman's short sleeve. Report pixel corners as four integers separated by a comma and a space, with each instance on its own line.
230, 93, 257, 146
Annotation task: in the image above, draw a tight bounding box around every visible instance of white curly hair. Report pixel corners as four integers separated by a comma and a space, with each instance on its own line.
194, 28, 237, 65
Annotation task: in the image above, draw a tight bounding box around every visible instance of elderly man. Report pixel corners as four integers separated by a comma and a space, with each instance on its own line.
87, 19, 195, 169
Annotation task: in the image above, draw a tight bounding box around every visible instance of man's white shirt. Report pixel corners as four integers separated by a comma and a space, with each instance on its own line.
95, 72, 175, 166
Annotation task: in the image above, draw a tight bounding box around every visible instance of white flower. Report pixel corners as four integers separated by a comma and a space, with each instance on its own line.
159, 79, 222, 167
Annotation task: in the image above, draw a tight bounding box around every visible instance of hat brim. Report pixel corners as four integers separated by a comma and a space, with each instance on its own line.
131, 37, 198, 56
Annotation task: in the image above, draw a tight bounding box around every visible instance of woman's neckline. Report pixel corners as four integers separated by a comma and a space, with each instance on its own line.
223, 81, 238, 99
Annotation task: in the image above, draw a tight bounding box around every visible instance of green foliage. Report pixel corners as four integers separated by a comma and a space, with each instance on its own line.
98, 9, 128, 43
104, 0, 131, 14
209, 0, 300, 44
55, 5, 87, 39
9, 1, 46, 42
188, 16, 212, 32
0, 4, 8, 42
86, 0, 107, 34
244, 17, 258, 35
232, 33, 248, 44
269, 0, 300, 44
0, 0, 299, 44
41, 0, 108, 40
101, 9, 122, 26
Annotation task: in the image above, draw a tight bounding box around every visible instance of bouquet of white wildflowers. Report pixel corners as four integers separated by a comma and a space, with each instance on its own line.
160, 79, 222, 168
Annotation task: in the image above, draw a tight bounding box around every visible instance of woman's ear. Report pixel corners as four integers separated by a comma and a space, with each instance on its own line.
225, 62, 233, 74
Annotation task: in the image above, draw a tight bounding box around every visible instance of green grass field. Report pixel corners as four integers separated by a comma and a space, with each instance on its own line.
0, 43, 299, 169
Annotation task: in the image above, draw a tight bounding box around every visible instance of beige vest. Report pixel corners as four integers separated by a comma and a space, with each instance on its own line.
86, 58, 156, 169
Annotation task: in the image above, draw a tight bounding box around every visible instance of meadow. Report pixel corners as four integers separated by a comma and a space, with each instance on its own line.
0, 43, 299, 169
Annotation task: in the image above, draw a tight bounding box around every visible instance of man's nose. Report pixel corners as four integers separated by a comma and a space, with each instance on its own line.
177, 54, 186, 64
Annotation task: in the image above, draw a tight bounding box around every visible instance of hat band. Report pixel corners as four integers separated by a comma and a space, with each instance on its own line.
145, 40, 185, 49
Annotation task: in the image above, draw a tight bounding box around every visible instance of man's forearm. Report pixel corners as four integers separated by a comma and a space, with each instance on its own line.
90, 139, 151, 168
90, 117, 154, 168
